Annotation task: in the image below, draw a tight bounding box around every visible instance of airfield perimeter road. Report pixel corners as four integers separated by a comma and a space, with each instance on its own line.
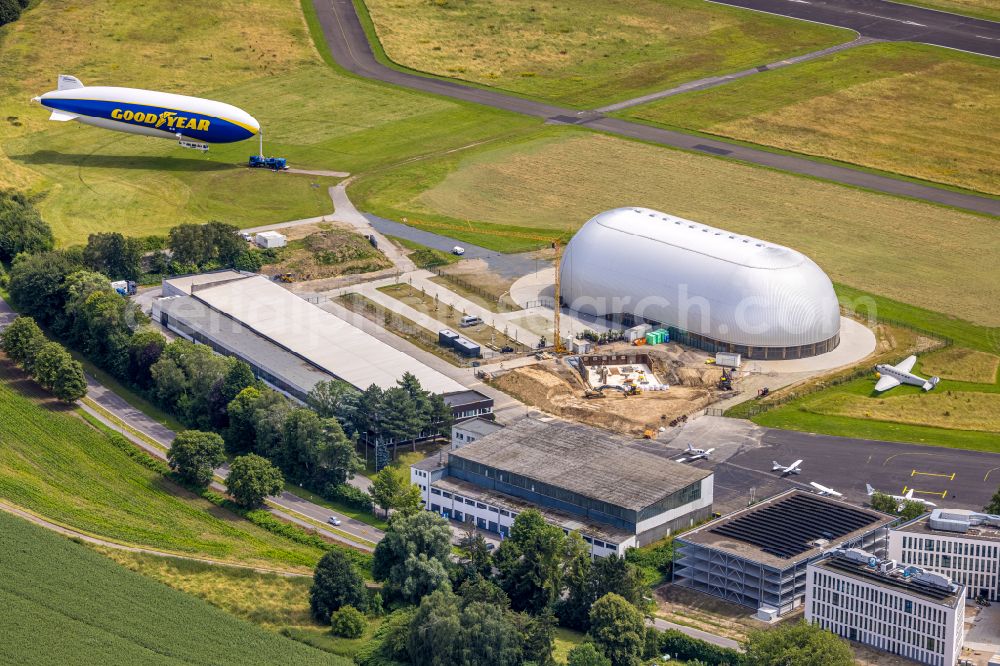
313, 0, 1000, 217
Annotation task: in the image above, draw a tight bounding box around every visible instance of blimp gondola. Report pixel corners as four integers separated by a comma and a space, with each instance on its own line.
32, 74, 260, 152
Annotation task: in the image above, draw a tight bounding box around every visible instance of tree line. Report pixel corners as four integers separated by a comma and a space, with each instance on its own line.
311, 509, 853, 666
0, 0, 30, 29
0, 317, 86, 402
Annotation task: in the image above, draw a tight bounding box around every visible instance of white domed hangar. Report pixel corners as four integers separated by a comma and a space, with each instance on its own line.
559, 207, 841, 360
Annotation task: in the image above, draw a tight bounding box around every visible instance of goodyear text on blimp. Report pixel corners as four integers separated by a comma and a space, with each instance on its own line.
110, 108, 210, 131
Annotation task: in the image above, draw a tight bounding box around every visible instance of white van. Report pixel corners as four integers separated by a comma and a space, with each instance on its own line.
452, 246, 465, 255
460, 315, 482, 327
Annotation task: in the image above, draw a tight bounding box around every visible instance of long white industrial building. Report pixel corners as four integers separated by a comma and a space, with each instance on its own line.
560, 207, 841, 359
155, 273, 465, 395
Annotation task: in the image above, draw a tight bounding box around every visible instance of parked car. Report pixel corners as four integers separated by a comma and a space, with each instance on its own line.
327, 516, 342, 526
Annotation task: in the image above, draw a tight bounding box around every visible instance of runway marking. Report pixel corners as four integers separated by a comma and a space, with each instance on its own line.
882, 451, 936, 465
903, 486, 949, 499
854, 10, 926, 26
911, 470, 955, 480
786, 0, 811, 4
984, 466, 1000, 482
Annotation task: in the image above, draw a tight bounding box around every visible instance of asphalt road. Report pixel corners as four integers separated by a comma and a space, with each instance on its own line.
311, 0, 1000, 216
365, 213, 542, 280
708, 0, 1000, 56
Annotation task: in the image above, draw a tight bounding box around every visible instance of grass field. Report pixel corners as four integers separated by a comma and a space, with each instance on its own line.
361, 0, 851, 107
751, 376, 1000, 452
625, 43, 1000, 194
0, 512, 343, 666
898, 0, 1000, 21
917, 347, 999, 383
0, 0, 536, 245
351, 128, 1000, 327
100, 549, 318, 629
0, 358, 323, 569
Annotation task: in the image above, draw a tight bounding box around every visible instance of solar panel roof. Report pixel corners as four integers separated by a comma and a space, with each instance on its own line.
708, 493, 881, 560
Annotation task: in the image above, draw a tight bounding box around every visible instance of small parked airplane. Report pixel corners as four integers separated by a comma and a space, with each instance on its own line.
810, 482, 843, 497
866, 484, 938, 510
772, 459, 802, 475
682, 444, 715, 462
874, 355, 939, 393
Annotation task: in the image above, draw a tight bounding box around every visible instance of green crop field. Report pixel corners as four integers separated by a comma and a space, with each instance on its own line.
0, 358, 323, 569
361, 0, 851, 107
350, 128, 1000, 328
0, 512, 344, 666
0, 0, 536, 245
625, 43, 1000, 195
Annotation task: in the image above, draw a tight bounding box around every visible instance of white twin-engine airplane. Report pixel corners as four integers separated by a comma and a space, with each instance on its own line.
809, 482, 843, 497
867, 483, 938, 509
874, 355, 939, 393
772, 459, 802, 475
682, 444, 715, 462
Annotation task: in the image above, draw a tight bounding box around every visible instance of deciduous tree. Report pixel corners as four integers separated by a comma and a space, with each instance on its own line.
743, 620, 853, 666
227, 453, 283, 508
588, 593, 645, 666
168, 430, 226, 488
0, 190, 53, 261
373, 511, 452, 603
310, 549, 368, 623
0, 315, 46, 370
567, 643, 612, 666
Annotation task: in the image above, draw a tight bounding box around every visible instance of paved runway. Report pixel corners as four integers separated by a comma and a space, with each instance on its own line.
708, 0, 1000, 57
311, 0, 1000, 216
635, 417, 1000, 515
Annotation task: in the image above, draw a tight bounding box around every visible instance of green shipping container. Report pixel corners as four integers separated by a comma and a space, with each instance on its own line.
645, 332, 657, 345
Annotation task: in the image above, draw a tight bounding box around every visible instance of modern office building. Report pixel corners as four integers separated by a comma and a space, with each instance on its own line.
411, 418, 713, 557
673, 490, 893, 617
807, 548, 965, 666
889, 508, 1000, 602
559, 207, 841, 359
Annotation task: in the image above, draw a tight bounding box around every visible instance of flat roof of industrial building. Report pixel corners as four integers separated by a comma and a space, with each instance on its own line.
678, 489, 893, 568
156, 295, 336, 397
895, 512, 1000, 543
448, 418, 711, 511
813, 554, 963, 607
185, 275, 466, 395
163, 270, 248, 295
454, 418, 503, 438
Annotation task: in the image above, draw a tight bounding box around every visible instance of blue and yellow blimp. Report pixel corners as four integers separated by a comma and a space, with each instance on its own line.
32, 74, 260, 149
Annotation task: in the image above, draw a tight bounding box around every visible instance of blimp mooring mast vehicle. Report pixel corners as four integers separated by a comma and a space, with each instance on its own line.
32, 75, 279, 166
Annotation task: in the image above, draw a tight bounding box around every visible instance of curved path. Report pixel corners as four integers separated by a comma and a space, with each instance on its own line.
312, 0, 1000, 216
0, 500, 311, 577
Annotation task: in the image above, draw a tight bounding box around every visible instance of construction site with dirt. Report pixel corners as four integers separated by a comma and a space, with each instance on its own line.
487, 343, 731, 436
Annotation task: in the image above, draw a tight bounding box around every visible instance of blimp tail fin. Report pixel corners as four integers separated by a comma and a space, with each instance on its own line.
57, 74, 84, 91
48, 110, 79, 122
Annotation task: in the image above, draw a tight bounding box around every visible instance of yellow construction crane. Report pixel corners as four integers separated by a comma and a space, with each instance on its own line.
397, 217, 568, 353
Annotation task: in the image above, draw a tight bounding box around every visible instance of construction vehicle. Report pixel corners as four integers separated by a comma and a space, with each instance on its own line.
718, 368, 734, 391
584, 388, 605, 399
643, 428, 654, 439
273, 272, 294, 283
248, 155, 288, 171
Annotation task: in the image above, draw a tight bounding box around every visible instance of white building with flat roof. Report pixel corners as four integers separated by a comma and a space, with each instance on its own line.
254, 231, 286, 248
889, 509, 1000, 602
807, 549, 965, 666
